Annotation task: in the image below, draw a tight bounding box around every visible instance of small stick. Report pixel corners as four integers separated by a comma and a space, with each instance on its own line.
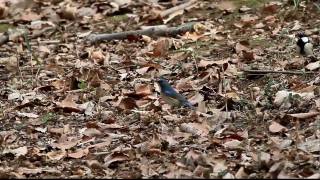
86, 22, 197, 43
243, 69, 316, 75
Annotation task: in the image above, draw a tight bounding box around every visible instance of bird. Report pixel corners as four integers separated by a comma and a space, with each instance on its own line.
156, 77, 195, 109
296, 32, 313, 56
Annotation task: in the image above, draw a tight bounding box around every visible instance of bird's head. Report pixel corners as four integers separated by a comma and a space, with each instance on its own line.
156, 77, 171, 89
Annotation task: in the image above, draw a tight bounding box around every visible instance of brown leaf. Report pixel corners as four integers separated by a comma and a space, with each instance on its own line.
235, 41, 250, 54
115, 96, 137, 110
152, 38, 171, 57
269, 121, 287, 133
46, 150, 66, 161
56, 94, 82, 113
51, 139, 79, 150
88, 138, 112, 150
68, 148, 89, 159
242, 50, 255, 61
198, 59, 229, 67
135, 84, 153, 96
104, 152, 129, 167
223, 140, 243, 150
91, 50, 105, 64
263, 2, 280, 14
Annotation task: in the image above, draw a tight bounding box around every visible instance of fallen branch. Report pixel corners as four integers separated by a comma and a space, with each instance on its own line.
86, 22, 198, 43
243, 69, 316, 75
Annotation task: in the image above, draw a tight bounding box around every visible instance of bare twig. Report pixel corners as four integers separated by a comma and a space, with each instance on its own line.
86, 22, 198, 43
243, 69, 316, 75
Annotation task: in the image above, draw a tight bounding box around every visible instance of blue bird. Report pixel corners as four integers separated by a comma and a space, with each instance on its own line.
156, 77, 195, 109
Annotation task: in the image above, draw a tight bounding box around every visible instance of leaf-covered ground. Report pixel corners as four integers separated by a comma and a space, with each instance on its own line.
0, 0, 319, 178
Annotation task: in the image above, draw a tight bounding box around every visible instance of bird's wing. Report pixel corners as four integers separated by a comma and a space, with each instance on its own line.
163, 89, 179, 98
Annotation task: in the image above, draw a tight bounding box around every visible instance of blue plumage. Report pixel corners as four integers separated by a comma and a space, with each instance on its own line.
157, 77, 194, 109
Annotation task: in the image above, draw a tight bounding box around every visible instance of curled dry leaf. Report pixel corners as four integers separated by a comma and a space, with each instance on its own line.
104, 152, 129, 167
46, 150, 66, 161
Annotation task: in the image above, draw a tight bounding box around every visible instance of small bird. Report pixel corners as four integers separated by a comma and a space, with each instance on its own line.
296, 32, 313, 56
156, 77, 194, 109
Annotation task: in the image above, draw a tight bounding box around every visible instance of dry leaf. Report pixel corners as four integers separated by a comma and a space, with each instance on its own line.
46, 150, 66, 161
51, 139, 78, 150
152, 38, 171, 57
223, 140, 242, 149
68, 148, 89, 159
104, 152, 129, 167
135, 84, 153, 96
3, 146, 28, 157
56, 94, 82, 112
269, 121, 287, 133
82, 128, 102, 137
180, 123, 209, 137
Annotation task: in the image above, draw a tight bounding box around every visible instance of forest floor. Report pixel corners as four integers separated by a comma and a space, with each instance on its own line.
0, 0, 319, 178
